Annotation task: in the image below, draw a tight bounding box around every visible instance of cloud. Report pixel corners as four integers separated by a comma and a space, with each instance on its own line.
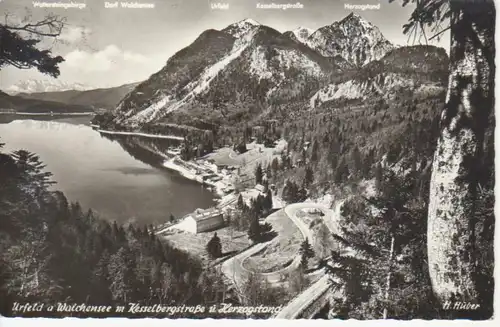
62, 45, 148, 72
59, 26, 92, 43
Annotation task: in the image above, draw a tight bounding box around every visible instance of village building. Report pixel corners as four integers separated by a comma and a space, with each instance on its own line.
255, 184, 266, 193
174, 208, 224, 234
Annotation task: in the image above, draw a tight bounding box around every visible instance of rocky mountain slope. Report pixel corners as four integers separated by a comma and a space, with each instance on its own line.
114, 19, 345, 126
305, 13, 394, 66
310, 45, 448, 108
17, 82, 139, 111
111, 14, 447, 128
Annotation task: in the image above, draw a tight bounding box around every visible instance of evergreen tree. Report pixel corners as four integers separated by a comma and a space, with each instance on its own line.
266, 164, 272, 181
255, 163, 263, 185
264, 189, 273, 212
0, 142, 221, 317
0, 15, 65, 77
304, 166, 314, 188
289, 266, 308, 295
374, 162, 383, 192
282, 180, 298, 203
271, 157, 280, 174
107, 246, 137, 303
91, 250, 112, 303
350, 146, 362, 176
311, 140, 319, 163
206, 232, 222, 259
334, 157, 349, 184
324, 252, 371, 319
283, 179, 307, 203
299, 238, 315, 268
237, 194, 245, 210
247, 212, 261, 243
11, 150, 55, 195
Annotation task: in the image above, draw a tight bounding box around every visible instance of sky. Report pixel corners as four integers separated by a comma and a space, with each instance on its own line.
0, 0, 450, 90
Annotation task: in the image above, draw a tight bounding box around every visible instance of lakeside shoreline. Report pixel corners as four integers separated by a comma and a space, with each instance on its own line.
92, 124, 287, 225
93, 124, 226, 197
95, 128, 185, 141
162, 157, 232, 199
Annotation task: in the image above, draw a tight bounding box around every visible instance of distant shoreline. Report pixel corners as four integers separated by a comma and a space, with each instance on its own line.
95, 128, 185, 141
0, 111, 95, 116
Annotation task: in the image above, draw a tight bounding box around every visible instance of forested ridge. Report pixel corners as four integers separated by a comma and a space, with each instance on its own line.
0, 143, 227, 317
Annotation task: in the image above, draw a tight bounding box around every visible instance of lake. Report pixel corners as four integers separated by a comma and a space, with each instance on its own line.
0, 115, 216, 225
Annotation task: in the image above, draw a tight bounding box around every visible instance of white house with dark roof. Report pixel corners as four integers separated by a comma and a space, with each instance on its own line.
175, 208, 224, 234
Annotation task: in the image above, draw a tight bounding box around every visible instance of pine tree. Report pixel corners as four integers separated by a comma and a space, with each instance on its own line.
282, 180, 298, 203
0, 16, 65, 77
255, 163, 263, 185
350, 146, 362, 176
271, 157, 280, 174
91, 250, 112, 303
264, 189, 273, 212
266, 164, 272, 181
237, 194, 245, 210
11, 150, 55, 195
311, 140, 319, 163
289, 266, 308, 295
247, 212, 261, 243
299, 238, 315, 268
206, 232, 222, 259
304, 166, 314, 188
324, 251, 370, 319
374, 162, 383, 192
107, 247, 137, 303
334, 157, 349, 184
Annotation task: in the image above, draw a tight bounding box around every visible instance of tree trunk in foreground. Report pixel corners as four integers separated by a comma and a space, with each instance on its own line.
427, 0, 495, 303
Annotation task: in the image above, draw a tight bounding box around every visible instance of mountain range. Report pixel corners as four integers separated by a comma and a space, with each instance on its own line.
5, 79, 92, 95
0, 80, 139, 113
17, 82, 139, 111
111, 13, 448, 128
0, 90, 93, 114
1, 13, 448, 120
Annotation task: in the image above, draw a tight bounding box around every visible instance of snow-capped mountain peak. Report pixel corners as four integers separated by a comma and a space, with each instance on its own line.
222, 18, 261, 38
5, 79, 92, 95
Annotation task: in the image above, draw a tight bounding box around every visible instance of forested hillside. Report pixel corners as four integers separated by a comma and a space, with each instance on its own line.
0, 91, 93, 113
244, 84, 445, 200
17, 82, 138, 111
0, 143, 218, 317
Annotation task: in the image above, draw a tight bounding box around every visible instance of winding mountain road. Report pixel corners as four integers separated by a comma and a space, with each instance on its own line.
274, 274, 331, 319
275, 201, 345, 319
221, 202, 337, 288
220, 199, 352, 319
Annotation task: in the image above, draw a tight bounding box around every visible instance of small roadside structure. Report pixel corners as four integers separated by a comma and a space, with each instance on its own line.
175, 208, 224, 234
255, 184, 266, 193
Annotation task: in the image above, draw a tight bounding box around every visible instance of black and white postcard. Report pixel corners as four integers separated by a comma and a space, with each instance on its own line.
0, 0, 495, 322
